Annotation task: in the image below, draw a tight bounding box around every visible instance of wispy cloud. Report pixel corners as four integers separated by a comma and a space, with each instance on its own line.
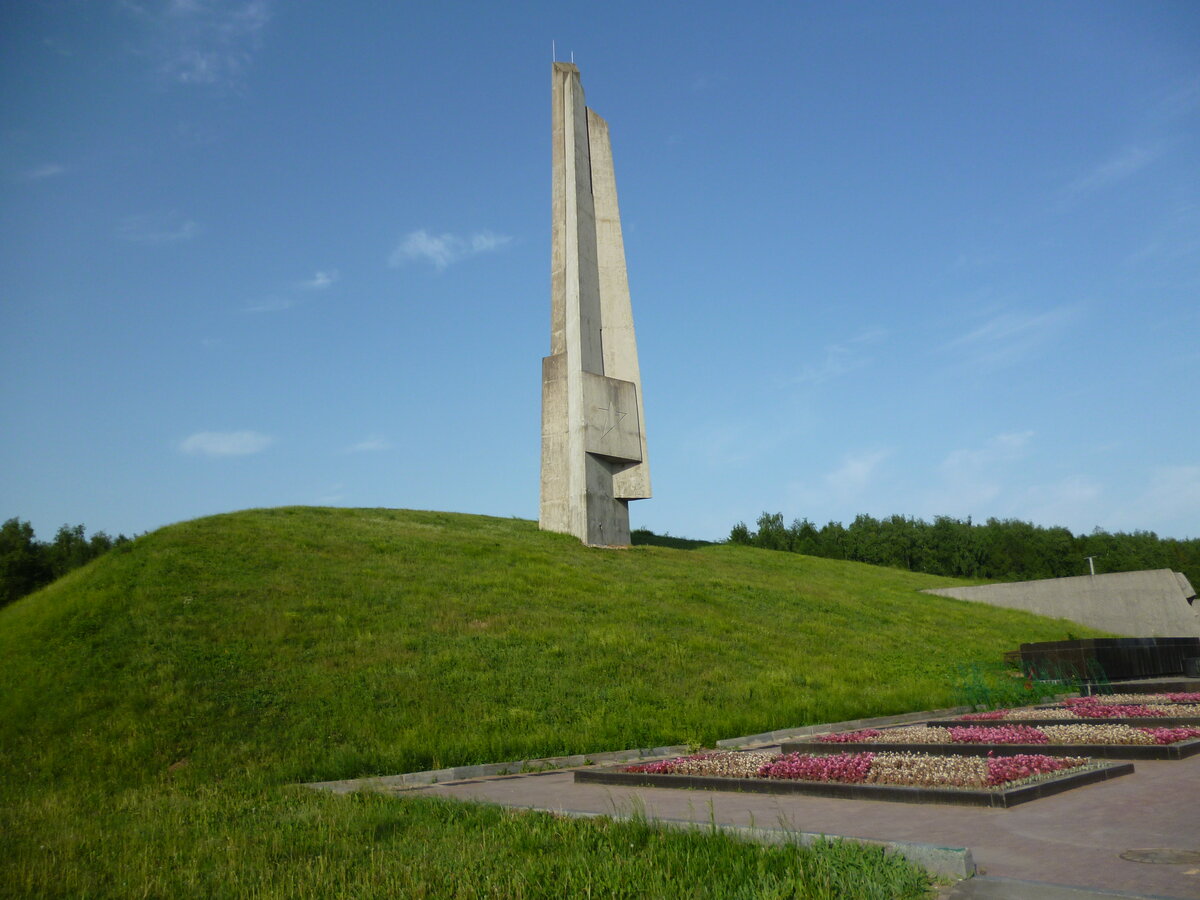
1149, 76, 1200, 124
922, 431, 1035, 517
795, 329, 886, 385
318, 484, 346, 504
123, 0, 271, 87
1019, 475, 1103, 532
117, 211, 201, 243
179, 430, 273, 456
19, 163, 66, 182
943, 305, 1078, 368
689, 72, 727, 92
1131, 465, 1200, 537
825, 449, 890, 497
242, 296, 293, 313
1067, 144, 1161, 194
389, 229, 513, 270
298, 269, 338, 290
345, 437, 392, 453
941, 431, 1033, 476
784, 448, 892, 521
242, 269, 339, 313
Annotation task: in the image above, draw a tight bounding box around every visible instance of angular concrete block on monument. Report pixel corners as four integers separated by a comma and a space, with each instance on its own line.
539, 62, 651, 547
583, 372, 642, 463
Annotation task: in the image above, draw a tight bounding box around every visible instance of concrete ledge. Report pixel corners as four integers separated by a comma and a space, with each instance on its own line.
943, 874, 1181, 899
714, 706, 974, 749
573, 761, 1134, 808
303, 744, 691, 794
779, 738, 1200, 761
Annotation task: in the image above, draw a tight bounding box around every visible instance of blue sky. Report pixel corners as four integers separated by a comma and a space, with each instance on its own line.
2, 1, 1198, 543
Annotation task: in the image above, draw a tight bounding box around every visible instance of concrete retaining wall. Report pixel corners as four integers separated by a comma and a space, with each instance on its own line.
922, 569, 1199, 637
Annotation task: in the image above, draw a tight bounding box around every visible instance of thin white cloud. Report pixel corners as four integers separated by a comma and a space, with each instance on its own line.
299, 269, 338, 290
795, 329, 886, 385
1067, 144, 1161, 194
1019, 476, 1104, 532
941, 431, 1033, 476
1149, 77, 1200, 125
345, 437, 392, 453
19, 163, 66, 181
943, 305, 1078, 368
922, 432, 1035, 517
179, 430, 273, 456
389, 229, 513, 270
824, 449, 890, 497
318, 484, 346, 504
117, 212, 201, 243
123, 0, 271, 87
1130, 465, 1200, 537
783, 448, 892, 523
242, 296, 292, 313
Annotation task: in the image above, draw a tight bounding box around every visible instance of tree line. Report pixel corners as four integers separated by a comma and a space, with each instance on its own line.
1, 518, 132, 609
728, 512, 1200, 589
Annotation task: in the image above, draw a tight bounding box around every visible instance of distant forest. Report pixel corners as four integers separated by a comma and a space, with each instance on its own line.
1, 519, 131, 609
728, 512, 1200, 590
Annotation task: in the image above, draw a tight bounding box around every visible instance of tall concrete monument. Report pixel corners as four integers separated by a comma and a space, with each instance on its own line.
540, 63, 650, 546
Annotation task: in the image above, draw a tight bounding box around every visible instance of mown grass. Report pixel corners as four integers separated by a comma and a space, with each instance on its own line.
0, 507, 1102, 897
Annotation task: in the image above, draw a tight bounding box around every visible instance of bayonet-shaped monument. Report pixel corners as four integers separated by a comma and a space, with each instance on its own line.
540, 63, 650, 546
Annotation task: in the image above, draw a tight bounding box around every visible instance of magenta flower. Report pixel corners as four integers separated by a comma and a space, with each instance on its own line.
816, 729, 881, 743
947, 724, 1048, 744
1138, 727, 1200, 745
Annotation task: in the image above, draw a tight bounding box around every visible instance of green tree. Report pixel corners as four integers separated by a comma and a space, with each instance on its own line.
0, 518, 52, 608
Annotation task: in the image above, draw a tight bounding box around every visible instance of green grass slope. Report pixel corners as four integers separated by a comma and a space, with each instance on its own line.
0, 507, 1101, 897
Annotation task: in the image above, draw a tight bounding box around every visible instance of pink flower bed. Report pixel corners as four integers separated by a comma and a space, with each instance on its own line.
758, 751, 874, 782
817, 723, 1200, 746
624, 750, 1090, 790
818, 728, 882, 742
960, 699, 1200, 721
1143, 727, 1200, 745
983, 753, 1077, 787
947, 725, 1048, 744
960, 710, 1007, 721
1064, 702, 1166, 718
1064, 693, 1200, 705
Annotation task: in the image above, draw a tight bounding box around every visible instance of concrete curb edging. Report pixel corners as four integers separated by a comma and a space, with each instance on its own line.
714, 706, 974, 749
303, 744, 692, 793
482, 804, 976, 881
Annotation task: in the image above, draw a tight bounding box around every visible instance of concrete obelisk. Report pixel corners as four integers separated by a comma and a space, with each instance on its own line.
540, 62, 650, 546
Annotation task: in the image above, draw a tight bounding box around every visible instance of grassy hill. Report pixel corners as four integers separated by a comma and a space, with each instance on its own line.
0, 507, 1102, 897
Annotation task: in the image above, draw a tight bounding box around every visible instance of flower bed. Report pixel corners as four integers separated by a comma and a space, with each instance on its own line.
816, 724, 1200, 746
624, 749, 1089, 789
574, 750, 1134, 808
956, 701, 1200, 724
1070, 696, 1200, 710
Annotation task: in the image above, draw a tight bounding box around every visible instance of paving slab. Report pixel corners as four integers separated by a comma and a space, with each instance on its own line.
410, 751, 1200, 899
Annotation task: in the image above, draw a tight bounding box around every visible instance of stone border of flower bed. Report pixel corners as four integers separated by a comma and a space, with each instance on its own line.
572, 760, 1134, 808
778, 737, 1200, 761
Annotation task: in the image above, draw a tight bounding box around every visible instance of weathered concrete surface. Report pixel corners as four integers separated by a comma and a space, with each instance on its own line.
923, 570, 1200, 638
540, 63, 650, 546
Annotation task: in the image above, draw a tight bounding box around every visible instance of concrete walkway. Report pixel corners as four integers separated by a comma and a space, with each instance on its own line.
406, 750, 1200, 899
